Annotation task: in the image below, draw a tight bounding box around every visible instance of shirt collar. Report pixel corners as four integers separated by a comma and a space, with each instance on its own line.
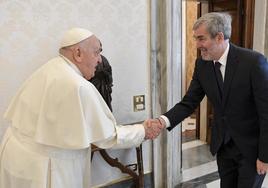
59, 54, 83, 76
214, 43, 230, 67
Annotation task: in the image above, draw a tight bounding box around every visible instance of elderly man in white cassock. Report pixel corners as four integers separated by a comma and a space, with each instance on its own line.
0, 28, 163, 188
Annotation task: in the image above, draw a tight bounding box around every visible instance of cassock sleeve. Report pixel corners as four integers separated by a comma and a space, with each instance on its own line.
93, 124, 145, 149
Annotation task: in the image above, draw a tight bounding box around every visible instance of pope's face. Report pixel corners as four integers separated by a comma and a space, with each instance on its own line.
193, 24, 222, 61
79, 36, 102, 80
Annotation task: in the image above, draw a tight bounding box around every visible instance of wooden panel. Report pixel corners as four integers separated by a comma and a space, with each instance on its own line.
186, 1, 200, 139
210, 1, 237, 11
209, 0, 242, 46
243, 0, 255, 48
186, 1, 198, 90
211, 0, 234, 2
229, 10, 242, 46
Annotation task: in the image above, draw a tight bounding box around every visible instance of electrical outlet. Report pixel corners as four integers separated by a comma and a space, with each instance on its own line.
133, 95, 145, 112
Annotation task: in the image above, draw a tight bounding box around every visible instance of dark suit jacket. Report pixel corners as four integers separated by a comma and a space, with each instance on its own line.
164, 43, 268, 163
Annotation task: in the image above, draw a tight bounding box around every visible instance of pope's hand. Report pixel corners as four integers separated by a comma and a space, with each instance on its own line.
143, 118, 166, 139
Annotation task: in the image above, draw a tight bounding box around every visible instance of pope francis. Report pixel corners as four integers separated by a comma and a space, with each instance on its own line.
0, 28, 163, 188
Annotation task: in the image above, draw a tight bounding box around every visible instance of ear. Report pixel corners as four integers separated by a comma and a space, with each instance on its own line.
72, 47, 83, 63
216, 32, 225, 42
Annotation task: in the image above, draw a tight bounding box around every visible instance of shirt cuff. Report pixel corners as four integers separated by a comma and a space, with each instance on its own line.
160, 115, 171, 128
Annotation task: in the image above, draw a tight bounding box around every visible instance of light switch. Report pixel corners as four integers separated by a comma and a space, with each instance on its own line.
133, 95, 145, 112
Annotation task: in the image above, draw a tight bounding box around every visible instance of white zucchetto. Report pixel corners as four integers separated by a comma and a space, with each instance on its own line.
60, 27, 94, 48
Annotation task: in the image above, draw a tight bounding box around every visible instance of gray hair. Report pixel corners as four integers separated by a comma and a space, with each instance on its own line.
193, 12, 232, 40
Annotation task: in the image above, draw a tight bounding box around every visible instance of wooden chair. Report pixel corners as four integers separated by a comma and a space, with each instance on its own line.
91, 144, 144, 188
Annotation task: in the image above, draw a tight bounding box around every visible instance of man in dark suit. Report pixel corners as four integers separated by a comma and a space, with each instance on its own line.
155, 12, 268, 187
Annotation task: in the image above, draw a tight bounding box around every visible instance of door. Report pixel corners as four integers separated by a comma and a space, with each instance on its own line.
206, 0, 255, 143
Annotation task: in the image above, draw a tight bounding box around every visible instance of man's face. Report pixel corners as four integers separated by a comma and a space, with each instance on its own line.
79, 36, 102, 80
193, 24, 222, 61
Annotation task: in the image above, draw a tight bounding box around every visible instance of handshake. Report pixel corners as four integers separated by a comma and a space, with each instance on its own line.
143, 118, 166, 140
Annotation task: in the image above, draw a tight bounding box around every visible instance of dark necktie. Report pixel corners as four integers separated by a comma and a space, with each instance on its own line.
214, 62, 224, 98
214, 62, 231, 144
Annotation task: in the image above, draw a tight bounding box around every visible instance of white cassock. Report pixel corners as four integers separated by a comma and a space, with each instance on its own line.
0, 55, 145, 188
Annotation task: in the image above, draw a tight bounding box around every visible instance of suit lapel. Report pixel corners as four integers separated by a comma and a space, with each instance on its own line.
222, 44, 239, 109
206, 61, 223, 105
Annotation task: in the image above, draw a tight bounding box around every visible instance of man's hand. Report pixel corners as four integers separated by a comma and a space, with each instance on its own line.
256, 159, 268, 175
143, 118, 166, 139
